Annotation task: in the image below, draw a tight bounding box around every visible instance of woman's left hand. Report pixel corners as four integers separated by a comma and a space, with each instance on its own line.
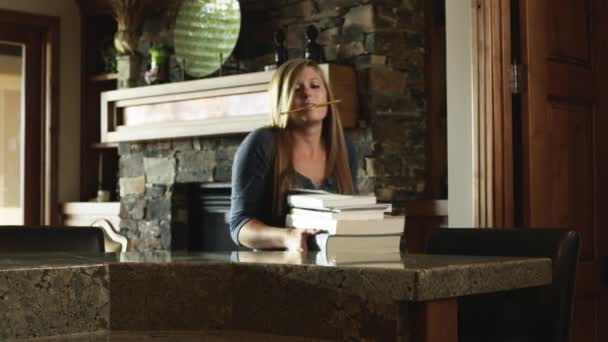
284, 228, 326, 252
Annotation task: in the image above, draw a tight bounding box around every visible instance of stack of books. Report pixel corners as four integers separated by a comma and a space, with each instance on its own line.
285, 192, 405, 258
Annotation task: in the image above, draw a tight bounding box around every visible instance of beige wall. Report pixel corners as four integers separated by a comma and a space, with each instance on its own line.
446, 1, 475, 227
0, 0, 81, 203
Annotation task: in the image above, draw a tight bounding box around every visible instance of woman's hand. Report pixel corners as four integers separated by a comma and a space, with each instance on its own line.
284, 228, 325, 252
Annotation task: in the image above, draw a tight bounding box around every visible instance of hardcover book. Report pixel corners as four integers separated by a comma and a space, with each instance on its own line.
287, 193, 377, 210
289, 207, 387, 220
286, 214, 405, 235
307, 233, 402, 255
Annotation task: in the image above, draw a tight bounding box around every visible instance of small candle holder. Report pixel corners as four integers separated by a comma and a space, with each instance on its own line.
96, 190, 111, 202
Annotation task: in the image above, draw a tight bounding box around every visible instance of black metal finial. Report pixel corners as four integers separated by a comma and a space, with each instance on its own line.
304, 25, 323, 62
274, 28, 288, 66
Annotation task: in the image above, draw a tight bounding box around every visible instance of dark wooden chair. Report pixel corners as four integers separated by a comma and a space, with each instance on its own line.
425, 228, 580, 342
0, 226, 105, 253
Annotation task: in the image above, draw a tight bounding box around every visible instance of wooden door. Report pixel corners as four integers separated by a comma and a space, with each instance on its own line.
519, 0, 608, 341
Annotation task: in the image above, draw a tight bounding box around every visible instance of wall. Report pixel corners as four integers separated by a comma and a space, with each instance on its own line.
119, 0, 430, 251
446, 0, 475, 227
0, 0, 81, 203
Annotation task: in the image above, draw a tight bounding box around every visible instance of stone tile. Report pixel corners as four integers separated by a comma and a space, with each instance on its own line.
338, 41, 366, 59
120, 153, 144, 178
344, 4, 375, 33
143, 157, 176, 185
280, 0, 316, 18
175, 150, 216, 183
108, 263, 235, 331
119, 176, 145, 197
0, 266, 109, 340
368, 67, 407, 95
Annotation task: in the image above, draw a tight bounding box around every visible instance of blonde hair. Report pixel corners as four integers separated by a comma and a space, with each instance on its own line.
268, 59, 355, 218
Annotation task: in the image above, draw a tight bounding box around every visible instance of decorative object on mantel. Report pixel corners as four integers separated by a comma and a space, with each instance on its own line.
100, 63, 358, 143
274, 28, 288, 66
116, 54, 141, 89
109, 0, 145, 88
109, 0, 144, 55
99, 38, 117, 74
304, 25, 324, 63
173, 0, 241, 78
264, 28, 288, 71
144, 44, 170, 84
95, 153, 111, 202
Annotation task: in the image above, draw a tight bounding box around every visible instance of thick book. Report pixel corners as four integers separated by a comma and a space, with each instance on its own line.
287, 193, 377, 210
307, 233, 402, 255
289, 207, 387, 220
313, 251, 404, 267
286, 214, 405, 235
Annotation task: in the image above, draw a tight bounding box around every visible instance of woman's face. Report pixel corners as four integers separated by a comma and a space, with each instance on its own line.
289, 66, 329, 125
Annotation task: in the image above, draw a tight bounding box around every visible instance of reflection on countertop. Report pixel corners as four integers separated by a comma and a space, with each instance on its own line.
0, 250, 548, 271
0, 251, 552, 341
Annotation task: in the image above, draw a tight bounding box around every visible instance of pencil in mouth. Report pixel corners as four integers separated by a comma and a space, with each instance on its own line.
281, 99, 342, 115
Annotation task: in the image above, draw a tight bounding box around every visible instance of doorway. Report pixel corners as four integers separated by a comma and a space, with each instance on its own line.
471, 0, 608, 340
0, 43, 23, 224
0, 10, 59, 225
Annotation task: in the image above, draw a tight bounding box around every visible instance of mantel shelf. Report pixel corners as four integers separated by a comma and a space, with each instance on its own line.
100, 64, 358, 143
90, 73, 118, 82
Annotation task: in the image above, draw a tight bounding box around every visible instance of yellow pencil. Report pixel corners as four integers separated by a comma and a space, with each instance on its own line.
281, 99, 342, 115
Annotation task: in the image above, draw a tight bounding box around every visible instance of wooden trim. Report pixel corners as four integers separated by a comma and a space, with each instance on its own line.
519, 0, 543, 227
404, 200, 448, 253
23, 28, 43, 225
424, 0, 448, 199
498, 0, 514, 227
404, 200, 448, 216
595, 0, 608, 259
90, 73, 118, 81
410, 299, 458, 342
0, 10, 60, 225
45, 18, 60, 225
471, 0, 482, 227
75, 0, 112, 15
78, 9, 117, 201
471, 0, 514, 228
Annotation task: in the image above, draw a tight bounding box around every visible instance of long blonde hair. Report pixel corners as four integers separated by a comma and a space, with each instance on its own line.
268, 59, 355, 218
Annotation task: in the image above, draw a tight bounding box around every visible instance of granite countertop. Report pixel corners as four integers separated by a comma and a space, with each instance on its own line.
0, 251, 552, 341
0, 251, 551, 302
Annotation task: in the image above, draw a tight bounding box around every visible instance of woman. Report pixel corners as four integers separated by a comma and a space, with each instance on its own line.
229, 59, 357, 251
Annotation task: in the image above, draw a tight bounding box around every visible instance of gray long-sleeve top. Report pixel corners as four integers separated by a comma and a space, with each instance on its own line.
229, 127, 357, 246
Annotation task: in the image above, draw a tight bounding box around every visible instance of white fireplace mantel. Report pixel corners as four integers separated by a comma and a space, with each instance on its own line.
100, 64, 358, 143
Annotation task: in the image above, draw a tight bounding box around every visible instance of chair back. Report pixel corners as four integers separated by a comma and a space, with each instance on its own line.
426, 228, 580, 342
0, 226, 105, 253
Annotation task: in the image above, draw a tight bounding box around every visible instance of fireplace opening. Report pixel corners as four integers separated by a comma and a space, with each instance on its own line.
188, 182, 250, 251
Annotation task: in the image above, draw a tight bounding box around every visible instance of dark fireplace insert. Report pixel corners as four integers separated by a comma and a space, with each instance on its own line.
188, 182, 249, 251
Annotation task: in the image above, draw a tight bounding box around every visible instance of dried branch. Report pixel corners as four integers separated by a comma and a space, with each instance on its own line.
108, 0, 145, 32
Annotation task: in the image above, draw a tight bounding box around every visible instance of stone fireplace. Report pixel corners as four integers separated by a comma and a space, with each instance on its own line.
116, 0, 432, 251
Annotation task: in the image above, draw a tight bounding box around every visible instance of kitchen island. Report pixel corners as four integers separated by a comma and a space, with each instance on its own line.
0, 251, 551, 341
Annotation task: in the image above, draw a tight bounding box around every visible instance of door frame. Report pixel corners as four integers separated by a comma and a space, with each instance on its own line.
470, 0, 514, 227
0, 9, 59, 225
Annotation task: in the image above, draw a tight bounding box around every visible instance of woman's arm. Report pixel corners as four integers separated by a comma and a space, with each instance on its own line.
230, 128, 323, 251
238, 218, 322, 251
